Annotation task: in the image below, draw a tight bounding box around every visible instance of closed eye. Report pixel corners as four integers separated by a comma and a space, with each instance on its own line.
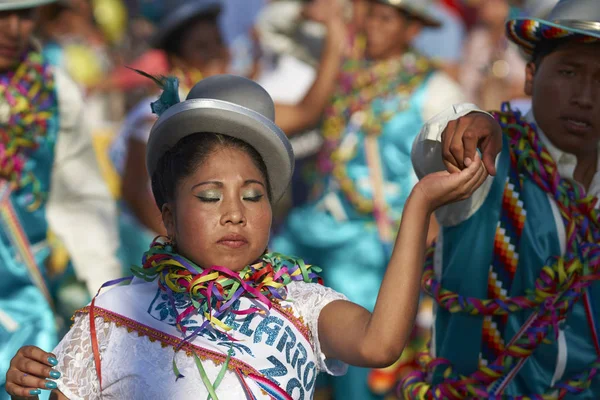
197, 197, 220, 203
244, 195, 264, 202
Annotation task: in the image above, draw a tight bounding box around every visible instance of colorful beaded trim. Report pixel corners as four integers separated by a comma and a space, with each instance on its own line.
506, 19, 600, 54
481, 142, 526, 367
0, 50, 57, 210
401, 104, 600, 399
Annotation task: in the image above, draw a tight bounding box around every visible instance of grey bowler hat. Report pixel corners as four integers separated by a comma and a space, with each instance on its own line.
149, 0, 222, 49
0, 0, 56, 10
146, 75, 295, 202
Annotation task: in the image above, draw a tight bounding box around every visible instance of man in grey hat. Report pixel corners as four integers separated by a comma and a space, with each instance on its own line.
406, 0, 600, 397
0, 1, 121, 397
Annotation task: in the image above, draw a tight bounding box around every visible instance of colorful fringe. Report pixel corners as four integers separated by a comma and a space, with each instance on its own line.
400, 103, 600, 399
0, 50, 56, 210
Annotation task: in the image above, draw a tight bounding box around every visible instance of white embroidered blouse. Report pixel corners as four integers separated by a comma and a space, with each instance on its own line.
53, 281, 348, 400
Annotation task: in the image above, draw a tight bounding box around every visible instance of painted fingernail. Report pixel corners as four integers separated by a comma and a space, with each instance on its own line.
48, 357, 58, 366
49, 370, 61, 379
30, 389, 41, 395
45, 380, 58, 389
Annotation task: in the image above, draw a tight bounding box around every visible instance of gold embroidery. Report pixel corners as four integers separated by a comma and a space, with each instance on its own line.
272, 302, 311, 343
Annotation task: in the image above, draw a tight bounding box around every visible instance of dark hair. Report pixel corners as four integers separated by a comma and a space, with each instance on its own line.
531, 38, 572, 69
160, 13, 222, 57
151, 133, 272, 209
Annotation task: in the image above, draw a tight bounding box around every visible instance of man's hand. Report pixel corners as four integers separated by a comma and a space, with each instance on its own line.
441, 112, 502, 175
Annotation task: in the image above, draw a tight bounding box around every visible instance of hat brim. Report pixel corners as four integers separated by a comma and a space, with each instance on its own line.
146, 99, 294, 202
507, 17, 600, 54
149, 2, 222, 49
0, 0, 56, 9
371, 0, 441, 28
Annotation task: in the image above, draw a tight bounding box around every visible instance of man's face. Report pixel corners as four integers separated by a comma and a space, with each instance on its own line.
364, 3, 421, 60
528, 41, 600, 157
179, 18, 229, 76
0, 8, 37, 71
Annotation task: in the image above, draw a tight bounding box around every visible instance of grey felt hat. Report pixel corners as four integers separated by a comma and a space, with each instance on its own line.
146, 75, 294, 202
507, 0, 600, 54
372, 0, 441, 28
0, 0, 56, 10
149, 0, 222, 49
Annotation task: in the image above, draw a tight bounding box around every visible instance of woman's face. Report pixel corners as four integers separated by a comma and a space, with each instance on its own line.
163, 146, 272, 272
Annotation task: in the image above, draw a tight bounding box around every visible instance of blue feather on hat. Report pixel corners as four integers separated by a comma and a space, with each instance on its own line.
128, 67, 181, 116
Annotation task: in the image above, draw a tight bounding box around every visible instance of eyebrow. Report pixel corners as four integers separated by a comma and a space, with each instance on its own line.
558, 60, 584, 67
192, 180, 265, 190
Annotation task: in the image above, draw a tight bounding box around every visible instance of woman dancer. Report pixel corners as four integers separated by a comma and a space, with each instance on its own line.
6, 74, 487, 399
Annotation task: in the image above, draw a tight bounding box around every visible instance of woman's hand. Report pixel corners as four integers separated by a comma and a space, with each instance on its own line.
415, 154, 489, 212
302, 0, 344, 25
5, 346, 60, 398
302, 0, 347, 53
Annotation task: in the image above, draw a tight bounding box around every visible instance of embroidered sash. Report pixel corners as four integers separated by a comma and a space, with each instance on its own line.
87, 279, 319, 400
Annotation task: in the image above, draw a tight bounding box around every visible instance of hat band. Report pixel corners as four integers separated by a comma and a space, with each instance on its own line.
554, 20, 600, 33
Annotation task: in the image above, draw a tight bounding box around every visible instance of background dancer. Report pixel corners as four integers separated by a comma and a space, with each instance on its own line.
272, 1, 464, 398
0, 0, 120, 397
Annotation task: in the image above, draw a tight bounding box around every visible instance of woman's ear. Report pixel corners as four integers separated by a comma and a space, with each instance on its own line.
161, 203, 175, 239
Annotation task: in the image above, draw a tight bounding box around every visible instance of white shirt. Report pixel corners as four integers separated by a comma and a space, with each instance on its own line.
53, 281, 348, 399
45, 69, 121, 294
411, 103, 600, 226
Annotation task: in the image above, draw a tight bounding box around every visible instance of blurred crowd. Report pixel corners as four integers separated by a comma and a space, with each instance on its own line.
46, 0, 557, 241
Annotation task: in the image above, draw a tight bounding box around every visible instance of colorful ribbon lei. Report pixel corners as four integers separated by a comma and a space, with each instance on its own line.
129, 237, 322, 395
400, 104, 600, 399
0, 50, 57, 210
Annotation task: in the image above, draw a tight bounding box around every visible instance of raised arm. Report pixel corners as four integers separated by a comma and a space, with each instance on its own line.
317, 156, 489, 368
274, 1, 347, 136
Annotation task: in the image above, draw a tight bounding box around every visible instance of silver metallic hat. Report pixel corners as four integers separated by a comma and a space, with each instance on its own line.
146, 75, 294, 202
0, 0, 56, 10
